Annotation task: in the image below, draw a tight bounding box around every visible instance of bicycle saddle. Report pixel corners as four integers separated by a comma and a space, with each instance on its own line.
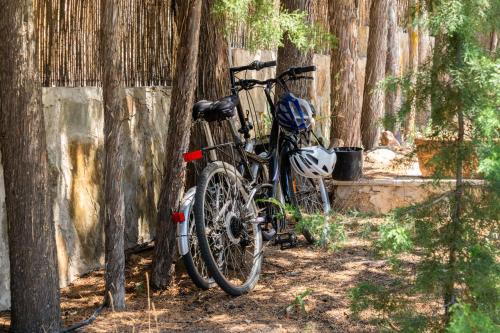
192, 95, 239, 122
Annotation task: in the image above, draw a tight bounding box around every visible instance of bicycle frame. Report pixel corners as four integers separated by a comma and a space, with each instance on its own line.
227, 69, 300, 222
192, 62, 327, 234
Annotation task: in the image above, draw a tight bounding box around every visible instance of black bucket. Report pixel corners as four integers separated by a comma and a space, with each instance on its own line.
332, 147, 363, 181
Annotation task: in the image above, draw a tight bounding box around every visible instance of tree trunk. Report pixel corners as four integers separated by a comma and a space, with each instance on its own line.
276, 0, 314, 98
329, 0, 362, 147
416, 0, 431, 130
152, 0, 202, 289
444, 35, 465, 322
186, 0, 232, 189
101, 0, 127, 310
0, 1, 60, 331
403, 0, 419, 140
417, 2, 431, 66
195, 0, 232, 146
361, 0, 389, 150
197, 0, 230, 102
489, 30, 497, 54
385, 0, 401, 137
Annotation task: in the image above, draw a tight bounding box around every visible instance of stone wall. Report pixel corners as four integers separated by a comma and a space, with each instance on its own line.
0, 87, 171, 311
331, 179, 484, 214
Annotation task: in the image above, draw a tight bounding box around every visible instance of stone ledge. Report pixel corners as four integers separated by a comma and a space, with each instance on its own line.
330, 178, 485, 187
329, 177, 486, 215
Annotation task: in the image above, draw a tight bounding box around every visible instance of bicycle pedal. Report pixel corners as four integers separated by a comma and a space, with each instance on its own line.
275, 232, 298, 250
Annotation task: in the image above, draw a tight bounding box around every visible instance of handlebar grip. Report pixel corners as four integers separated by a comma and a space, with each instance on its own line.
255, 60, 277, 70
291, 65, 316, 75
230, 60, 277, 73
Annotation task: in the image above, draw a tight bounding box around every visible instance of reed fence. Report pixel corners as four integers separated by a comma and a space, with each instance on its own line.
33, 0, 412, 87
34, 0, 174, 87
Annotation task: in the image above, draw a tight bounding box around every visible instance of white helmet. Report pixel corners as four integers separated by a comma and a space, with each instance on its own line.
290, 146, 337, 178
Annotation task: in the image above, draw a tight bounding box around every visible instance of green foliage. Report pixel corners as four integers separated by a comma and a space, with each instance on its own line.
350, 281, 430, 332
359, 222, 378, 239
294, 211, 346, 251
256, 198, 346, 250
213, 0, 335, 52
447, 303, 500, 333
134, 282, 145, 295
377, 218, 414, 255
286, 289, 312, 315
363, 1, 499, 331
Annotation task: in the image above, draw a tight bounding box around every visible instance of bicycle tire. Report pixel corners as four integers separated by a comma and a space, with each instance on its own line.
252, 159, 276, 241
280, 142, 329, 244
288, 173, 329, 244
194, 161, 263, 296
178, 188, 216, 290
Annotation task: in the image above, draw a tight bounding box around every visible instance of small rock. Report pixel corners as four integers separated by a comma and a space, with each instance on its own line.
365, 149, 397, 164
380, 131, 400, 147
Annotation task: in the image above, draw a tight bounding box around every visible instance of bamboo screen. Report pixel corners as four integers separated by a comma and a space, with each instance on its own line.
33, 0, 412, 87
34, 0, 174, 87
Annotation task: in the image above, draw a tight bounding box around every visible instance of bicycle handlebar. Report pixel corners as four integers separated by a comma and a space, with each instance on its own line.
230, 60, 277, 73
228, 61, 315, 140
234, 78, 275, 89
280, 65, 316, 78
234, 65, 316, 91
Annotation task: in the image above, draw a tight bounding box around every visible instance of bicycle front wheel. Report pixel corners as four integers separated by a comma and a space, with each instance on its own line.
194, 161, 263, 296
288, 170, 331, 244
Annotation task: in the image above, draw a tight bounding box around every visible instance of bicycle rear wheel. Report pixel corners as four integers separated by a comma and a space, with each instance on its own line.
194, 161, 263, 296
178, 187, 215, 289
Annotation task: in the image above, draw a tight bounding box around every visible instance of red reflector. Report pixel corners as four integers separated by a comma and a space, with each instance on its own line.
171, 212, 185, 223
183, 150, 203, 162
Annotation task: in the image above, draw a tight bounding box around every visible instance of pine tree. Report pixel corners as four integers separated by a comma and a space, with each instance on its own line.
101, 0, 128, 310
152, 0, 203, 289
0, 0, 61, 330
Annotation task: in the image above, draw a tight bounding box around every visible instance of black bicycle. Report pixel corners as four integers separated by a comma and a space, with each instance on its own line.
185, 60, 331, 295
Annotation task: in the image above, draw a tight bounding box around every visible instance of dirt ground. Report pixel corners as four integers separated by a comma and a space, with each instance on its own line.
0, 216, 400, 333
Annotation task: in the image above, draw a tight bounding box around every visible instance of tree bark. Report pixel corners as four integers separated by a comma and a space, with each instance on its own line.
416, 0, 431, 130
197, 0, 230, 102
152, 0, 202, 289
0, 1, 61, 331
195, 0, 232, 146
276, 0, 314, 98
417, 2, 431, 66
361, 0, 389, 150
329, 0, 362, 147
385, 0, 401, 137
186, 0, 232, 189
101, 0, 128, 310
403, 0, 419, 140
489, 30, 497, 54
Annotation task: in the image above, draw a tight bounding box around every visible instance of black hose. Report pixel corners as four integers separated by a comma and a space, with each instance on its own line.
58, 303, 105, 333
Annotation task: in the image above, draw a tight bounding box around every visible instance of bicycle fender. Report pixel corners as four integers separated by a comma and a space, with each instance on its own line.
177, 186, 196, 256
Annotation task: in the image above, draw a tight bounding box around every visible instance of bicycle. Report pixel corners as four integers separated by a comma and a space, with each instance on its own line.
182, 60, 333, 295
